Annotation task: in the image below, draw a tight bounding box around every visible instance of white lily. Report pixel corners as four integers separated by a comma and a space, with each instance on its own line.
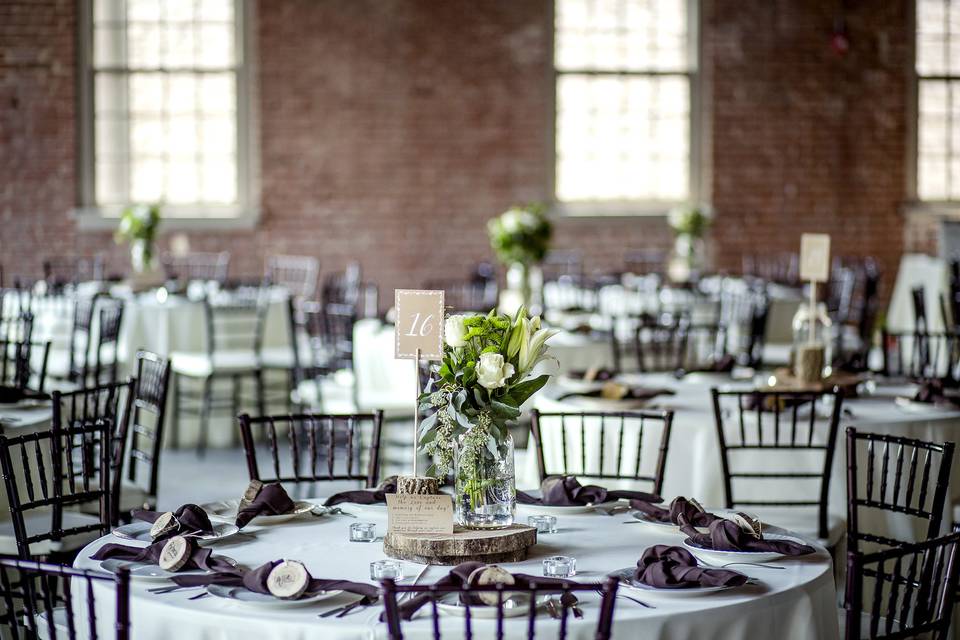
518, 326, 559, 376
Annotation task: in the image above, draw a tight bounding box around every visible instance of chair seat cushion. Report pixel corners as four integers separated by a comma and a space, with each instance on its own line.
0, 509, 103, 556
170, 350, 260, 377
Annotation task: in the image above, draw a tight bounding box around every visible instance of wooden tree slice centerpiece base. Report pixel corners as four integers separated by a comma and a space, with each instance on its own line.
384, 525, 537, 565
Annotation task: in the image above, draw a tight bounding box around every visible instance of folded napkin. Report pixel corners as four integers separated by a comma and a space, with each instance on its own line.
517, 476, 661, 507
630, 496, 720, 527
91, 538, 238, 574
0, 386, 25, 404
913, 380, 960, 408
684, 354, 736, 374
634, 545, 747, 589
386, 561, 576, 621
556, 385, 674, 402
678, 516, 815, 556
568, 368, 617, 382
132, 504, 215, 541
236, 482, 297, 528
171, 559, 380, 602
323, 476, 398, 507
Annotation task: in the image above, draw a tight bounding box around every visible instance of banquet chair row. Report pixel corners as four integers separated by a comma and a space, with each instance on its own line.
45, 293, 125, 389
161, 251, 231, 284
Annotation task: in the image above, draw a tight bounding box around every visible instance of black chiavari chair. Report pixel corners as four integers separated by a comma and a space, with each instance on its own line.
912, 287, 928, 334
170, 288, 267, 453
237, 411, 384, 496
878, 330, 959, 381
846, 428, 954, 553
42, 255, 104, 290
0, 338, 50, 394
424, 279, 499, 314
844, 530, 960, 640
121, 351, 171, 518
0, 417, 113, 558
711, 388, 844, 543
718, 282, 769, 368
631, 317, 689, 373
529, 410, 673, 495
265, 254, 320, 301
379, 576, 619, 640
161, 251, 230, 284
0, 558, 131, 640
321, 263, 363, 307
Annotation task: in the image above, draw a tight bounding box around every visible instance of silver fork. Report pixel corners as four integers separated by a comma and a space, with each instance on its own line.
597, 589, 654, 609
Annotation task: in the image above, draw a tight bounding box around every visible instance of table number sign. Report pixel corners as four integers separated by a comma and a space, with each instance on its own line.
386, 493, 454, 535
799, 233, 831, 283
394, 289, 445, 478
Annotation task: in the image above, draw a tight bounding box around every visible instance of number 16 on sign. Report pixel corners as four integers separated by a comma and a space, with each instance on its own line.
394, 290, 445, 476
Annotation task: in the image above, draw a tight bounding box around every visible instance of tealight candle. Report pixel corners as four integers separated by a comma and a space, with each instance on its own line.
542, 555, 577, 578
370, 559, 404, 581
349, 522, 376, 542
527, 515, 557, 533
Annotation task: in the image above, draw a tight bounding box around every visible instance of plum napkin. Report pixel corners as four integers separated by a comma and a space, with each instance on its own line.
634, 545, 747, 589
914, 380, 960, 408
556, 386, 674, 402
235, 482, 296, 528
568, 368, 617, 382
91, 537, 238, 573
132, 504, 215, 541
323, 476, 398, 507
171, 559, 379, 602
386, 561, 577, 621
516, 475, 661, 507
678, 516, 815, 555
630, 496, 720, 527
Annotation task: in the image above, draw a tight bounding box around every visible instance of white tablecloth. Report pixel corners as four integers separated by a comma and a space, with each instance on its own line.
74, 500, 838, 640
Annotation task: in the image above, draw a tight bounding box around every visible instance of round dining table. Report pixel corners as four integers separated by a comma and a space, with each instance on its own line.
73, 500, 839, 640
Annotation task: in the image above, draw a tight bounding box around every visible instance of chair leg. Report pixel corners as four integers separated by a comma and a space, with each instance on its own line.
171, 373, 181, 449
198, 376, 213, 457
255, 369, 266, 417
231, 375, 241, 448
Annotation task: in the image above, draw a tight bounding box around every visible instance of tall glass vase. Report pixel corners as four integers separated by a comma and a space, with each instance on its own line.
130, 239, 154, 274
454, 431, 515, 530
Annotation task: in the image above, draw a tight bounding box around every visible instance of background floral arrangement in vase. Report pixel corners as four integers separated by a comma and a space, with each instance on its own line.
667, 204, 711, 282
487, 204, 552, 310
114, 203, 161, 274
418, 306, 558, 529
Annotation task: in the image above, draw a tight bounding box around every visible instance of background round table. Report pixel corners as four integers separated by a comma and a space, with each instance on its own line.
74, 500, 838, 640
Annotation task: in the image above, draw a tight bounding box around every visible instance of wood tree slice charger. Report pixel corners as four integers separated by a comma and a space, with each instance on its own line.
384, 525, 537, 565
396, 476, 439, 495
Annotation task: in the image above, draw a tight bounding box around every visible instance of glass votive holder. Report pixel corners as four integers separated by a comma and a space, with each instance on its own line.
349, 522, 376, 542
370, 559, 404, 581
542, 555, 577, 578
528, 515, 558, 534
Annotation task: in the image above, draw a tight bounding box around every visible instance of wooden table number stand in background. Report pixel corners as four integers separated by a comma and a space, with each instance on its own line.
796, 233, 831, 383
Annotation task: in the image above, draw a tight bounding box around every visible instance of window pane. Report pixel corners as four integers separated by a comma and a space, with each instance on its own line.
556, 0, 688, 72
557, 74, 689, 201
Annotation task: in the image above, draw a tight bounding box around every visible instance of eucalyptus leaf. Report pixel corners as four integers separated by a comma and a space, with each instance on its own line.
508, 374, 550, 406
490, 400, 521, 419
418, 411, 438, 435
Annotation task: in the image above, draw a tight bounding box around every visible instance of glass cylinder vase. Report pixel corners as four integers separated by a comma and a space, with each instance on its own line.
130, 239, 155, 274
454, 431, 515, 530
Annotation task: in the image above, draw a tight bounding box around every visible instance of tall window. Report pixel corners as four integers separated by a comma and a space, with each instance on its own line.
80, 0, 251, 220
554, 0, 696, 208
916, 0, 960, 201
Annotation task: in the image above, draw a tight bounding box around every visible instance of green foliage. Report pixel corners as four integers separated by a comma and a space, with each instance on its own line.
487, 203, 552, 267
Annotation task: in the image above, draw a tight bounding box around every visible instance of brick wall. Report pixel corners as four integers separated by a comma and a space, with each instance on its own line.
0, 0, 913, 300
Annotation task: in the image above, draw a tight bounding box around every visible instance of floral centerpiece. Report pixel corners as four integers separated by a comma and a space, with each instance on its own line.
114, 203, 161, 274
667, 204, 711, 282
419, 307, 558, 529
487, 204, 552, 309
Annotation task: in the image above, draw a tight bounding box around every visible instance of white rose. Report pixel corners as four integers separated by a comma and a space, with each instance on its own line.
477, 352, 515, 390
501, 210, 522, 233
519, 211, 538, 229
445, 315, 468, 348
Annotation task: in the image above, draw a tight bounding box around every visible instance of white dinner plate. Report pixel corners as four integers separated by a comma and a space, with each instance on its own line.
99, 556, 236, 582
330, 502, 385, 516
555, 376, 607, 394
682, 533, 808, 565
611, 567, 744, 597
112, 521, 241, 545
206, 584, 343, 608
436, 593, 546, 618
894, 397, 957, 414
201, 499, 315, 525
516, 495, 620, 516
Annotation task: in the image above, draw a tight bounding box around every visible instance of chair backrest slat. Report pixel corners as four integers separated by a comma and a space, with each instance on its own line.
125, 351, 171, 512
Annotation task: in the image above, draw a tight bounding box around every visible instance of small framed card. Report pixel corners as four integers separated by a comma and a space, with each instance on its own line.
394, 289, 445, 360
799, 233, 831, 283
386, 494, 454, 535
